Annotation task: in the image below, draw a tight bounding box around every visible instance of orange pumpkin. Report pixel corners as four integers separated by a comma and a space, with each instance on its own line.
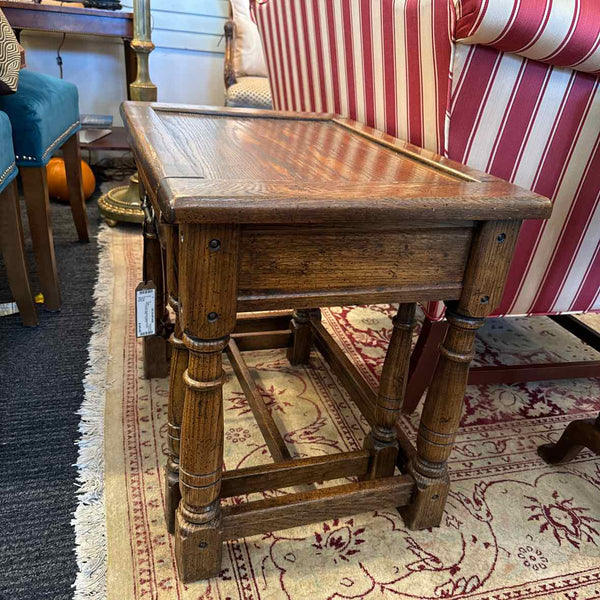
46, 157, 96, 202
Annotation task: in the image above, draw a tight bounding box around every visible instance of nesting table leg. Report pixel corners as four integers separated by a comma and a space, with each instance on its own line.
287, 309, 313, 365
164, 225, 187, 534
402, 305, 484, 528
175, 224, 239, 582
165, 323, 187, 533
175, 334, 227, 581
142, 197, 169, 379
363, 303, 416, 479
402, 220, 521, 529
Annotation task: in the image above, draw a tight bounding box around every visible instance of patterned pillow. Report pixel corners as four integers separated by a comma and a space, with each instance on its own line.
0, 9, 20, 94
455, 0, 600, 75
231, 0, 268, 78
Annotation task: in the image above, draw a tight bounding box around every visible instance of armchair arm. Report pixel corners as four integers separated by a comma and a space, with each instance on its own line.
455, 0, 600, 74
224, 20, 237, 89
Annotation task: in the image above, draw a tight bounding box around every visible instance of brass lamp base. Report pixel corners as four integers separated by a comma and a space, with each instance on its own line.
98, 173, 144, 226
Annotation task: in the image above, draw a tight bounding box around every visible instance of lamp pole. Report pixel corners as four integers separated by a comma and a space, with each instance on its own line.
98, 0, 157, 226
130, 0, 157, 102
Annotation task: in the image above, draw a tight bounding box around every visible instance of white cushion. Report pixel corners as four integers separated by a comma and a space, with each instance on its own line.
230, 0, 268, 78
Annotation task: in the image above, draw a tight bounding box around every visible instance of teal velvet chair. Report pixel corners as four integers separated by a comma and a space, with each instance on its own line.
0, 68, 88, 311
0, 110, 37, 326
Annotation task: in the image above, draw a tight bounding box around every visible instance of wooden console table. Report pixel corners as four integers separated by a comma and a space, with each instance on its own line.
122, 102, 552, 583
1, 0, 134, 151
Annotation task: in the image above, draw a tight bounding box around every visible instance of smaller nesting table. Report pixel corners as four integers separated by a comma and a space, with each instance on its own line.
122, 102, 552, 582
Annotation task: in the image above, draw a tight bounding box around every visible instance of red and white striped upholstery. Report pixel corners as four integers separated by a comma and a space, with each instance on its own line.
456, 0, 600, 75
441, 43, 600, 319
254, 0, 454, 154
253, 0, 600, 319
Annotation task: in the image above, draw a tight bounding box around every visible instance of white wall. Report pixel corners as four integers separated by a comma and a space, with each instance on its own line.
20, 0, 229, 125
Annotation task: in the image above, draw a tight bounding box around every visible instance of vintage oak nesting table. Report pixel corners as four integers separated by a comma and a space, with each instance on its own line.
122, 102, 552, 582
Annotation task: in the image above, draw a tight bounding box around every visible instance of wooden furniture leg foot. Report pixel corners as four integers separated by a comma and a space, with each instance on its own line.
175, 224, 238, 582
0, 180, 38, 326
62, 133, 89, 242
287, 308, 318, 365
175, 501, 223, 582
363, 303, 416, 479
164, 226, 187, 533
538, 414, 600, 464
402, 305, 484, 529
21, 166, 61, 311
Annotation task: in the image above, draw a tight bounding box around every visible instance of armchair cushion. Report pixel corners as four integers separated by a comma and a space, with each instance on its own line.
456, 0, 600, 74
225, 75, 272, 109
0, 111, 17, 193
0, 69, 80, 167
231, 0, 268, 78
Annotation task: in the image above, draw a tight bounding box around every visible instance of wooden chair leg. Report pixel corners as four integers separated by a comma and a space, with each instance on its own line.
538, 414, 600, 464
62, 133, 89, 242
0, 180, 38, 326
21, 166, 61, 311
402, 318, 448, 414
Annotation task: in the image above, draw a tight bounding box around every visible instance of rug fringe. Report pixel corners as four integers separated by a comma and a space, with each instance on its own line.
72, 224, 113, 600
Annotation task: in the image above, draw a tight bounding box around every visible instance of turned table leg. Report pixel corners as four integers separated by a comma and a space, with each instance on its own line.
175, 224, 239, 582
402, 220, 521, 530
363, 303, 416, 479
402, 304, 484, 528
287, 309, 315, 365
164, 225, 187, 533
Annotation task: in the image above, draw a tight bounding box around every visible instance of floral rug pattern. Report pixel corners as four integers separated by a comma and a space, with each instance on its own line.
105, 229, 600, 600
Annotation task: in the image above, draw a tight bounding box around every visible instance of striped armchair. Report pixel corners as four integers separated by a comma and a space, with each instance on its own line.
253, 0, 600, 407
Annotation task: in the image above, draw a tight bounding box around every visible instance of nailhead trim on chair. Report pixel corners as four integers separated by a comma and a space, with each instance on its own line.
0, 160, 15, 184
15, 119, 80, 163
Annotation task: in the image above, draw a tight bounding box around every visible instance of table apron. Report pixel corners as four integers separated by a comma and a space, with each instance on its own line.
236, 223, 473, 311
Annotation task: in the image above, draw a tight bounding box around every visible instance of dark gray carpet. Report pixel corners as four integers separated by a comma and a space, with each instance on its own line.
0, 193, 104, 600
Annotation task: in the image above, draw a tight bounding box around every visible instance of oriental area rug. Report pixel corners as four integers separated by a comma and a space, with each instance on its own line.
81, 226, 600, 600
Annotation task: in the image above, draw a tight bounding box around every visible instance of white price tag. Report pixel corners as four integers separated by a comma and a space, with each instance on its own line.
135, 282, 156, 338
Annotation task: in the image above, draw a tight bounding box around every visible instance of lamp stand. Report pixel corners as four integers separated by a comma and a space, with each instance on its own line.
98, 0, 156, 226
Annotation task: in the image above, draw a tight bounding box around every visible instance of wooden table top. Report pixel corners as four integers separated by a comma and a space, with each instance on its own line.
122, 102, 551, 225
